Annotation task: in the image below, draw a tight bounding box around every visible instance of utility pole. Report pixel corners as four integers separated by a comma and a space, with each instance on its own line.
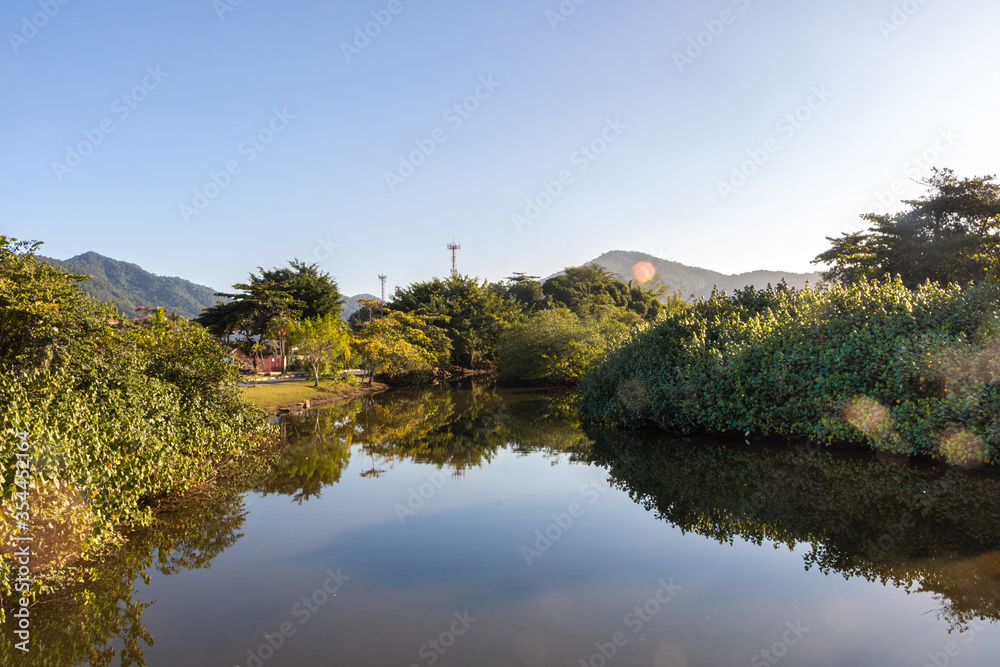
447, 242, 461, 277
378, 273, 387, 303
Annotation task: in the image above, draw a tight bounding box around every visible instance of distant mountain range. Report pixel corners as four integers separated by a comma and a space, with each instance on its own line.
581, 251, 822, 300
40, 249, 822, 318
40, 252, 223, 319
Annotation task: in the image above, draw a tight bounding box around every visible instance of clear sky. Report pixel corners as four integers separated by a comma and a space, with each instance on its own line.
2, 0, 998, 296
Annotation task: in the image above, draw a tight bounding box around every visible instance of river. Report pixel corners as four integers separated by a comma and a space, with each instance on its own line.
13, 383, 1000, 666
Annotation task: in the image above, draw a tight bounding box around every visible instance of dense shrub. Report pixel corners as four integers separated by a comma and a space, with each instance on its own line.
497, 306, 646, 384
579, 279, 1000, 464
0, 239, 275, 609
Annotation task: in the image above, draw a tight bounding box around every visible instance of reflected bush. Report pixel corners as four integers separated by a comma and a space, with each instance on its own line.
588, 426, 1000, 629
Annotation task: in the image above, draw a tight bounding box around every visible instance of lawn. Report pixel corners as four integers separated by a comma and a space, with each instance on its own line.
239, 376, 359, 410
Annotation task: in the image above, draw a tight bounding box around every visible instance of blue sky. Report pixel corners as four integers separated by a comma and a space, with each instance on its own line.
2, 0, 998, 296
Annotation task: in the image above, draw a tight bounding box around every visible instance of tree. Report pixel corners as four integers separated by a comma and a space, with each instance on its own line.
814, 168, 1000, 288
352, 310, 451, 380
0, 237, 114, 374
288, 314, 351, 387
347, 297, 384, 330
496, 273, 546, 312
197, 260, 344, 340
390, 275, 520, 366
543, 264, 667, 322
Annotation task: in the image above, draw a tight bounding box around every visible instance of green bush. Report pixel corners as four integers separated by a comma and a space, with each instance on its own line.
579, 279, 1000, 464
0, 239, 275, 611
497, 306, 646, 384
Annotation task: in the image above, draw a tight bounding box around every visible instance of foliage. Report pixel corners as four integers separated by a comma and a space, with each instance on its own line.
197, 260, 343, 339
390, 275, 521, 366
580, 279, 1000, 464
353, 310, 451, 381
815, 169, 1000, 288
497, 306, 646, 384
542, 264, 674, 322
495, 273, 547, 313
0, 238, 275, 616
347, 297, 385, 330
288, 314, 351, 387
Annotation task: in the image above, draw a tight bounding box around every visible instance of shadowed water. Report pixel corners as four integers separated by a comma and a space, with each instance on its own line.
6, 384, 1000, 666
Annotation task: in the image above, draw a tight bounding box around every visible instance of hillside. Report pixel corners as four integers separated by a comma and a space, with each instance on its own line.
40, 252, 223, 319
583, 251, 822, 300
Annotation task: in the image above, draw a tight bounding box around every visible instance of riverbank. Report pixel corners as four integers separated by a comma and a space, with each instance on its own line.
240, 376, 390, 415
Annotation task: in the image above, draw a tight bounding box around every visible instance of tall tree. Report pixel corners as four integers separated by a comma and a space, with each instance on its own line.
353, 310, 451, 379
197, 260, 344, 339
496, 273, 546, 312
814, 169, 1000, 288
390, 275, 520, 366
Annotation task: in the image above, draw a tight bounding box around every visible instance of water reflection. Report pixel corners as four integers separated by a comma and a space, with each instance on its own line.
1, 483, 253, 666
10, 385, 1000, 666
587, 427, 1000, 631
269, 386, 590, 491
6, 385, 585, 666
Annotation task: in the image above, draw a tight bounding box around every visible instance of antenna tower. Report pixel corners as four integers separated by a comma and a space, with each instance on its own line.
447, 242, 461, 277
378, 274, 387, 302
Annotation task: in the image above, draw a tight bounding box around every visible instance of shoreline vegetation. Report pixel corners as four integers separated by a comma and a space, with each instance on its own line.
579, 279, 1000, 465
581, 169, 1000, 465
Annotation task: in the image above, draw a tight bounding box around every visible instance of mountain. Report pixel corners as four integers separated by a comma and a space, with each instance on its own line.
40, 252, 223, 319
579, 251, 823, 300
341, 293, 379, 320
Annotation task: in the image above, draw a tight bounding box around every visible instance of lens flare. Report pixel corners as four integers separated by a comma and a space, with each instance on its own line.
631, 261, 656, 284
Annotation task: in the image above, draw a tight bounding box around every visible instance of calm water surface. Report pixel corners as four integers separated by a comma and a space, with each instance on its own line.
24, 384, 1000, 665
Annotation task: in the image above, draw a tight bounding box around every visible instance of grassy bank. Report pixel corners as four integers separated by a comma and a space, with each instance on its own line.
239, 375, 369, 412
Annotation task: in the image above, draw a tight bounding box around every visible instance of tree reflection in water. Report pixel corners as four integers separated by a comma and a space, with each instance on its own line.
20, 387, 997, 663
2, 384, 588, 666
586, 427, 1000, 631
